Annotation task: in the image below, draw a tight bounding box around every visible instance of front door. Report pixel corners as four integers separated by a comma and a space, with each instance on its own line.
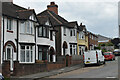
5, 45, 14, 71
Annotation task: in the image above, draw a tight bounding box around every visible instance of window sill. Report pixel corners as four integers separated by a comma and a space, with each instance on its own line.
38, 36, 49, 38
20, 33, 34, 36
19, 62, 35, 64
7, 30, 13, 33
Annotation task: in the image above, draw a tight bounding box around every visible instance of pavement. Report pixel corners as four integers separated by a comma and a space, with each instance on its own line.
12, 64, 84, 80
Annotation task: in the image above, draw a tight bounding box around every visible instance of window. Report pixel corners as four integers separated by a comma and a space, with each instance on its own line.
70, 44, 77, 55
30, 22, 33, 34
92, 35, 93, 40
70, 30, 72, 36
70, 29, 76, 36
38, 48, 42, 60
7, 18, 13, 31
20, 45, 33, 63
4, 45, 13, 60
38, 26, 49, 38
20, 22, 25, 33
73, 30, 75, 36
38, 27, 42, 36
73, 45, 75, 55
50, 31, 53, 40
20, 21, 34, 34
63, 27, 66, 36
43, 27, 46, 37
79, 32, 85, 39
38, 46, 48, 61
70, 45, 72, 55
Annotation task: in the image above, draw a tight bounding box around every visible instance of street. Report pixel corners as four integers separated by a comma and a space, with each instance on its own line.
48, 57, 118, 78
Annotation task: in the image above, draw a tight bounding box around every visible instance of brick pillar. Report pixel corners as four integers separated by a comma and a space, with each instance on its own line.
2, 61, 10, 78
12, 61, 20, 76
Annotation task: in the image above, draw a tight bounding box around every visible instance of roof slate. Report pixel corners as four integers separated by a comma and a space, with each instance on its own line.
37, 10, 68, 26
2, 2, 35, 20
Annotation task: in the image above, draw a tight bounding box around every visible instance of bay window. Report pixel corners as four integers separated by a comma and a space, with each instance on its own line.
20, 45, 34, 63
20, 21, 34, 35
38, 26, 49, 38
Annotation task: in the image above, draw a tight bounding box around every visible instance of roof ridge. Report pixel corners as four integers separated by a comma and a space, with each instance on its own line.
16, 9, 34, 12
47, 10, 62, 24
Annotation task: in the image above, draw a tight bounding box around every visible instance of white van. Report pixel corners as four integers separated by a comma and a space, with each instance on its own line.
84, 50, 105, 66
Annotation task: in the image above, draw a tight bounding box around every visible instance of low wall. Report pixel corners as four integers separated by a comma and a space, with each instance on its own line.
2, 61, 10, 78
2, 55, 84, 77
12, 61, 47, 76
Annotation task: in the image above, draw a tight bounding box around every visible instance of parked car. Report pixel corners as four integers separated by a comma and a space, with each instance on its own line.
104, 52, 115, 61
113, 49, 120, 56
0, 73, 4, 80
84, 50, 105, 66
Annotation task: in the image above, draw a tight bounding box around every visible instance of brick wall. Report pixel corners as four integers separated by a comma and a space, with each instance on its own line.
2, 61, 11, 78
12, 61, 47, 76
3, 55, 84, 77
12, 60, 66, 77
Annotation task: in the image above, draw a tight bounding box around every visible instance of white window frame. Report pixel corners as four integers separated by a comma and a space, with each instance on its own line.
20, 21, 34, 35
20, 45, 34, 63
63, 27, 66, 35
7, 18, 13, 31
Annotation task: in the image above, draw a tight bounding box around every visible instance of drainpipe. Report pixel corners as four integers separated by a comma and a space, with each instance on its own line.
16, 20, 19, 61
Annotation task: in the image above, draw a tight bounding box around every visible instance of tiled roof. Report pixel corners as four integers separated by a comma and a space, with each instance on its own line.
97, 34, 111, 41
37, 10, 68, 26
2, 2, 27, 18
2, 2, 35, 20
63, 21, 78, 28
17, 9, 35, 20
37, 16, 50, 25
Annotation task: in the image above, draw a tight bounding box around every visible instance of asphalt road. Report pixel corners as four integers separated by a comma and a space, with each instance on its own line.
49, 57, 118, 78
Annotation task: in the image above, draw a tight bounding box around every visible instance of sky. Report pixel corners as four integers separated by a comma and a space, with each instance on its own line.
13, 0, 119, 38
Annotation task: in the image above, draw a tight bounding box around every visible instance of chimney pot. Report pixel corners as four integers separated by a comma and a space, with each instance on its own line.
51, 2, 55, 5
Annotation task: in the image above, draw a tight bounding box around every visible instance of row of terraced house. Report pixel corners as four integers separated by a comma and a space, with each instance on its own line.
0, 1, 98, 77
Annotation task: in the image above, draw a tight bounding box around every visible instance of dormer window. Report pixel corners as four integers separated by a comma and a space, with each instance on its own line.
7, 18, 13, 31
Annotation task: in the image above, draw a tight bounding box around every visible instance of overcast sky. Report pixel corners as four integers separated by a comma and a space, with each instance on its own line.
13, 0, 118, 38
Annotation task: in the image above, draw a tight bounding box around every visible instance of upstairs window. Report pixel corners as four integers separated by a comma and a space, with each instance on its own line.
20, 21, 34, 35
38, 26, 49, 38
79, 32, 85, 39
70, 29, 76, 36
70, 30, 72, 36
63, 27, 66, 36
7, 18, 13, 31
73, 30, 75, 36
50, 31, 53, 40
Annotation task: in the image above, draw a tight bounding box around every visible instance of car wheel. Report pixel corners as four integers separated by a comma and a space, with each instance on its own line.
84, 64, 87, 67
111, 58, 114, 61
103, 61, 106, 64
113, 58, 115, 60
97, 61, 100, 66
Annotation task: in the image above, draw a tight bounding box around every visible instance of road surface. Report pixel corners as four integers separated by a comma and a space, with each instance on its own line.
48, 57, 118, 78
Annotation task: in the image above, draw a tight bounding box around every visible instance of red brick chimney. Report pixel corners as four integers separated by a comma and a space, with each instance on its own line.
47, 2, 58, 15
